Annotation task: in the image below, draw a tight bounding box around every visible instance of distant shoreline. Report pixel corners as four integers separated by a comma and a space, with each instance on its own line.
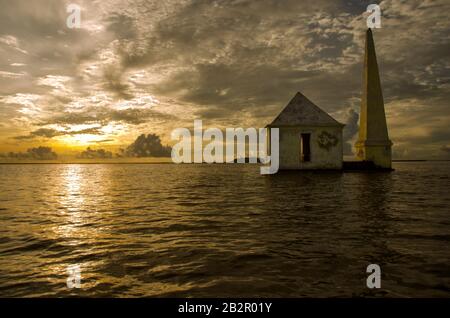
0, 162, 173, 165
0, 158, 173, 165
392, 159, 450, 162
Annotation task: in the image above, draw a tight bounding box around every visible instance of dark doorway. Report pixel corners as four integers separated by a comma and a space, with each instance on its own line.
301, 133, 311, 162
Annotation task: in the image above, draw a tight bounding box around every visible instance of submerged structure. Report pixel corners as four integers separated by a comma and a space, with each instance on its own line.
354, 28, 393, 169
267, 92, 344, 170
267, 28, 392, 171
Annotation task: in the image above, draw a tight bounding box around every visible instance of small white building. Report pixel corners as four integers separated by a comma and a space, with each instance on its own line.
267, 92, 344, 170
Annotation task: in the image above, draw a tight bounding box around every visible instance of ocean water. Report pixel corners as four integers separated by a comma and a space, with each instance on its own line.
0, 162, 449, 297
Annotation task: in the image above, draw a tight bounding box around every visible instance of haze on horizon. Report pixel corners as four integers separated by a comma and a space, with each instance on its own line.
0, 0, 449, 160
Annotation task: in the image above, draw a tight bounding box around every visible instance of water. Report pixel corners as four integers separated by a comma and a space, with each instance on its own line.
0, 162, 449, 297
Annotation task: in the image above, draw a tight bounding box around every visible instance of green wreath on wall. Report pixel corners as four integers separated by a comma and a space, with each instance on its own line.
317, 131, 338, 151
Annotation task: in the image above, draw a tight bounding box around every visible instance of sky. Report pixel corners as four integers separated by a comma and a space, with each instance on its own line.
0, 0, 449, 159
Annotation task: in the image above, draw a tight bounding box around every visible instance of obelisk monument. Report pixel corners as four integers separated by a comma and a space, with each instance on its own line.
355, 28, 393, 169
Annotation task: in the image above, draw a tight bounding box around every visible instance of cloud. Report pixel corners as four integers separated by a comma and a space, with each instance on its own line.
0, 35, 28, 54
105, 12, 138, 40
14, 127, 104, 140
94, 139, 115, 144
41, 106, 176, 127
14, 128, 64, 139
0, 0, 449, 158
103, 64, 133, 99
342, 108, 359, 155
0, 70, 26, 79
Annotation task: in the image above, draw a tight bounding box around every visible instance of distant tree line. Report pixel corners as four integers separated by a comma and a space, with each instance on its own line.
78, 147, 113, 159
117, 133, 171, 158
1, 133, 171, 160
0, 147, 58, 160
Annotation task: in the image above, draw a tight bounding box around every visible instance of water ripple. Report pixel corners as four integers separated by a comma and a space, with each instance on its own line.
0, 162, 449, 297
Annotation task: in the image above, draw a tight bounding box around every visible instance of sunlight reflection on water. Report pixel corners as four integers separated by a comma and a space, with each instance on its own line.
0, 162, 449, 297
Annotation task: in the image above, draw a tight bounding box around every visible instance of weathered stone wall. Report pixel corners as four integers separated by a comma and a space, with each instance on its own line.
275, 126, 343, 170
